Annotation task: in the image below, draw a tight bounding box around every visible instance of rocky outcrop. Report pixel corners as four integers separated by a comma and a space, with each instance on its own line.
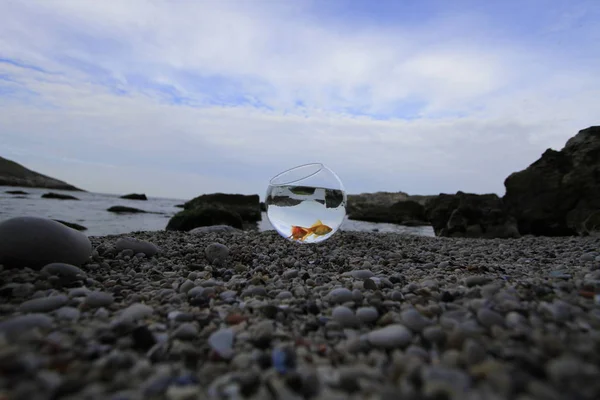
425, 192, 520, 238
0, 156, 84, 191
348, 191, 411, 207
107, 206, 147, 214
41, 192, 79, 200
120, 193, 148, 200
350, 200, 428, 226
182, 193, 261, 222
583, 211, 600, 235
503, 126, 600, 236
166, 207, 244, 231
347, 191, 432, 226
166, 193, 261, 232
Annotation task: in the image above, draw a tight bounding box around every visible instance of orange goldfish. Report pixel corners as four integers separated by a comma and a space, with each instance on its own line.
289, 220, 333, 241
288, 225, 309, 241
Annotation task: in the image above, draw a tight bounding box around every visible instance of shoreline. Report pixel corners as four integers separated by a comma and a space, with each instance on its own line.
1, 187, 437, 237
1, 230, 599, 399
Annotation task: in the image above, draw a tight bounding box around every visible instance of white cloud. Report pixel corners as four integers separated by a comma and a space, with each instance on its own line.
0, 0, 598, 200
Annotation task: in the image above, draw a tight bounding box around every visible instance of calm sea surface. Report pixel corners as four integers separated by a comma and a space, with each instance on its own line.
0, 186, 435, 237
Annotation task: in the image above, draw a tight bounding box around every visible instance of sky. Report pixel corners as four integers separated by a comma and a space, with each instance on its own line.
0, 0, 598, 201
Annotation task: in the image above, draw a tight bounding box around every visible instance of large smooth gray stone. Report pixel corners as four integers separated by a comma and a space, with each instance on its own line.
328, 288, 353, 304
0, 314, 54, 340
41, 263, 86, 280
205, 243, 230, 265
19, 295, 68, 313
366, 324, 413, 349
0, 216, 92, 269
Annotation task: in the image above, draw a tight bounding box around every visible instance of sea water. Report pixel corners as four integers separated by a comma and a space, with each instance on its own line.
265, 184, 347, 243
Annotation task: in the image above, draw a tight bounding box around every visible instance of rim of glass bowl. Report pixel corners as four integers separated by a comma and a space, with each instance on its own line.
269, 162, 324, 186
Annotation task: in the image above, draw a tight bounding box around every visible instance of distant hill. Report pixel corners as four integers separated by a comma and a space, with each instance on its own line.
0, 156, 84, 191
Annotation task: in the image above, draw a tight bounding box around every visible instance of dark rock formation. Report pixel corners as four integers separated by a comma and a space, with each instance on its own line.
583, 211, 600, 235
0, 156, 84, 191
349, 199, 428, 225
348, 191, 411, 207
41, 192, 79, 200
168, 193, 261, 231
107, 206, 147, 214
120, 193, 148, 200
5, 190, 28, 195
182, 193, 261, 222
503, 126, 600, 236
425, 192, 520, 238
346, 192, 431, 225
165, 206, 244, 231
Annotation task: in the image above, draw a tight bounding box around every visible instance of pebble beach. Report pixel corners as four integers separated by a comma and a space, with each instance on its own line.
1, 228, 600, 400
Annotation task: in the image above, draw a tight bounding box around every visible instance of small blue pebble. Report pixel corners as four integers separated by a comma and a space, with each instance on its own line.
172, 374, 199, 386
272, 347, 297, 374
272, 348, 288, 374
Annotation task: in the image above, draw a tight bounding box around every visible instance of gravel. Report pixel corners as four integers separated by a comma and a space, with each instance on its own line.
0, 229, 599, 399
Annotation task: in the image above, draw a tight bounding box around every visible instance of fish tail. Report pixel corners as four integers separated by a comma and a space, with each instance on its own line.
310, 220, 323, 228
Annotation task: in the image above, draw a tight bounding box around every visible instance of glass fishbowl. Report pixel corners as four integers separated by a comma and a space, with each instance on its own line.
266, 163, 347, 244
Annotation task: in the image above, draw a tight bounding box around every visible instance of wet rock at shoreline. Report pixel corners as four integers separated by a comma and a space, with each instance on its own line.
166, 206, 244, 231
120, 193, 148, 200
107, 206, 148, 214
53, 219, 87, 231
41, 192, 79, 200
182, 193, 261, 222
